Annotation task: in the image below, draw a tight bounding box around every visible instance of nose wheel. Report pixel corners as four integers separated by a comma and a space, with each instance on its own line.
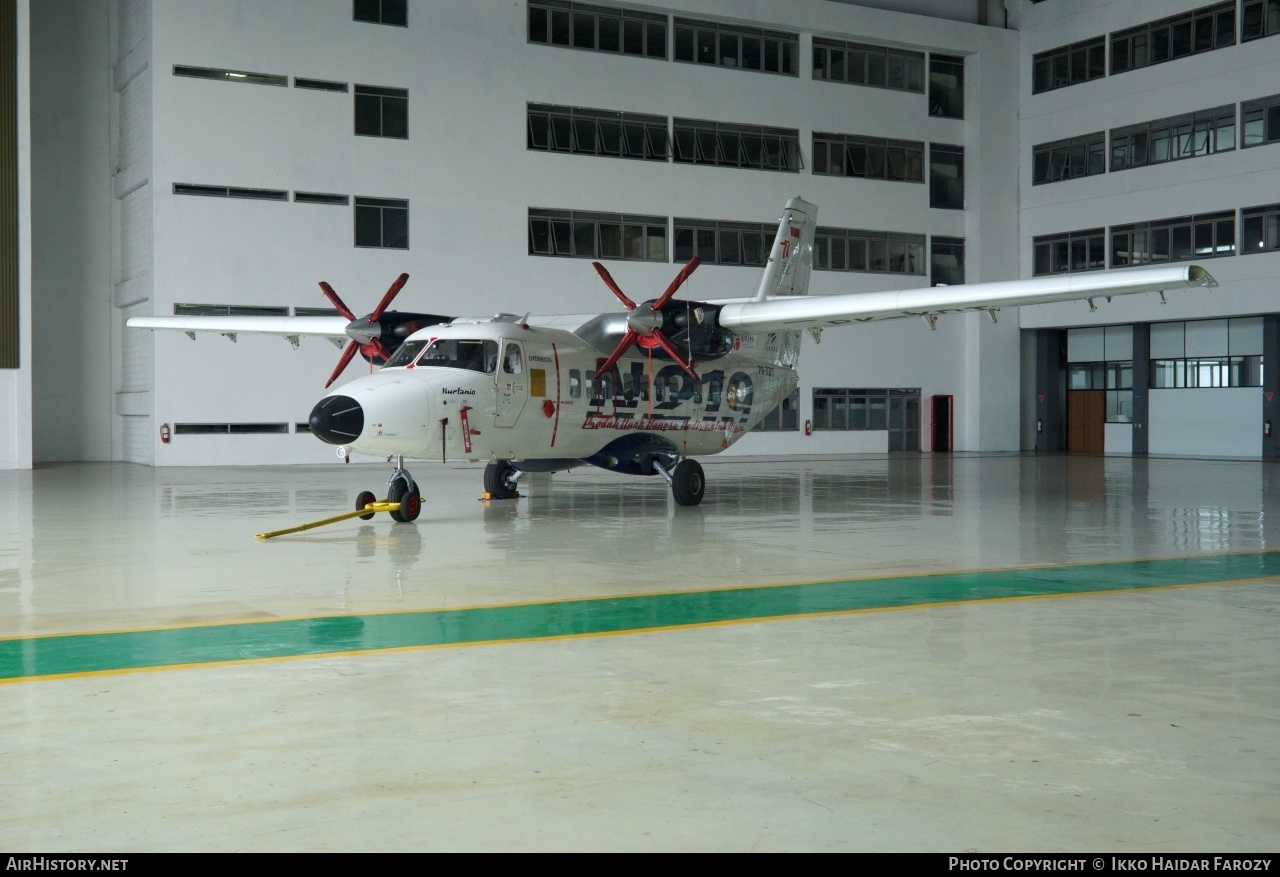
387, 477, 421, 522
354, 456, 421, 523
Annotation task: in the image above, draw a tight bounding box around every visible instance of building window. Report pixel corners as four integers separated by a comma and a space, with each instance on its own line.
1243, 93, 1280, 148
672, 119, 801, 171
674, 18, 797, 76
813, 227, 925, 275
1111, 106, 1235, 171
527, 103, 669, 161
673, 218, 774, 266
1032, 36, 1105, 94
173, 183, 288, 201
753, 390, 800, 432
929, 144, 964, 210
1243, 0, 1280, 41
173, 423, 291, 435
928, 54, 964, 118
355, 197, 408, 249
1032, 132, 1106, 185
355, 85, 407, 139
1033, 229, 1106, 275
1151, 357, 1263, 388
1111, 2, 1235, 75
930, 236, 964, 286
295, 78, 348, 93
294, 192, 349, 206
175, 304, 289, 317
1068, 361, 1134, 422
529, 209, 667, 262
1242, 203, 1280, 255
353, 0, 406, 26
173, 65, 286, 87
1111, 211, 1234, 266
812, 133, 923, 182
528, 1, 667, 60
812, 389, 920, 449
813, 38, 924, 93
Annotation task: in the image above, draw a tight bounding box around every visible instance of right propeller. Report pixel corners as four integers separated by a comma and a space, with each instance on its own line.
590, 258, 702, 381
318, 273, 410, 388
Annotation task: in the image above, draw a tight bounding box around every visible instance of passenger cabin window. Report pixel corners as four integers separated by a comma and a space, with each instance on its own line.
410, 338, 497, 373
502, 343, 523, 375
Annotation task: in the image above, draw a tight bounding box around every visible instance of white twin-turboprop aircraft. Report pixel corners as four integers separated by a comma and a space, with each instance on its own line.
129, 197, 1217, 520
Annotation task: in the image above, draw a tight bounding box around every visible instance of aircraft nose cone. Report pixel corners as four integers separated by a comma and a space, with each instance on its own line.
308, 395, 364, 445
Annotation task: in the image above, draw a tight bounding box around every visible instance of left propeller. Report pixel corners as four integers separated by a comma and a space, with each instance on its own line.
319, 273, 411, 388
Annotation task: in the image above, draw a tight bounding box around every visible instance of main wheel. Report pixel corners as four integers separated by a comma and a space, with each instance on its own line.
671, 459, 705, 507
387, 479, 421, 523
355, 490, 377, 521
483, 460, 520, 499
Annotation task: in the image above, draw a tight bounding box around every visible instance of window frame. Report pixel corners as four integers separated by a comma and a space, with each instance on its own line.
528, 1, 668, 60
1033, 229, 1106, 276
674, 17, 798, 76
813, 37, 924, 93
354, 84, 409, 139
1032, 132, 1106, 185
673, 119, 802, 172
1032, 36, 1105, 94
354, 196, 409, 249
529, 208, 668, 262
353, 0, 407, 27
1110, 1, 1235, 75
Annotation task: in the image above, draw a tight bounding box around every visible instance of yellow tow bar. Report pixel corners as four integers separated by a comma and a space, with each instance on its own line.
255, 501, 401, 540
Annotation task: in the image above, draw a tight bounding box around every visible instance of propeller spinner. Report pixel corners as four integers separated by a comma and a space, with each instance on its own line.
590, 258, 702, 381
319, 273, 410, 388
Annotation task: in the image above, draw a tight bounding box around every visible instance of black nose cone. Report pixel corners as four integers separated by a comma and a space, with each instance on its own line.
309, 395, 364, 445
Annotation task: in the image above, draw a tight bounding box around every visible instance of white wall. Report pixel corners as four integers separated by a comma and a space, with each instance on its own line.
1017, 0, 1280, 331
1150, 388, 1262, 457
0, 0, 32, 470
128, 0, 1022, 465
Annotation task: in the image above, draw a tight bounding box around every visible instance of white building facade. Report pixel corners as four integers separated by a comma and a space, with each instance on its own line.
3, 0, 1277, 468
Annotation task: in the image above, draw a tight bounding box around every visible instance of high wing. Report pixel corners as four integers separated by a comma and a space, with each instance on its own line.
715, 264, 1218, 332
126, 315, 352, 338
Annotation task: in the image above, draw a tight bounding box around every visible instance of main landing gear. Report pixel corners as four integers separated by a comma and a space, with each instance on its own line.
357, 455, 421, 523
655, 457, 705, 507
483, 460, 522, 500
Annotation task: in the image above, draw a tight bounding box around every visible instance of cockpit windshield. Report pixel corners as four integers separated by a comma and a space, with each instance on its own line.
384, 340, 429, 368
385, 338, 498, 373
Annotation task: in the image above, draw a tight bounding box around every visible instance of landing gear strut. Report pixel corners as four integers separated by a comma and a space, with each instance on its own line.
384, 455, 421, 522
483, 459, 522, 499
654, 457, 705, 507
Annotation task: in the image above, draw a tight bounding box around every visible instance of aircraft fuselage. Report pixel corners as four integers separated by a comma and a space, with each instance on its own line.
308, 319, 798, 474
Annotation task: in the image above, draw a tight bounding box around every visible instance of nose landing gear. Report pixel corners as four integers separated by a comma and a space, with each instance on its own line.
382, 456, 422, 522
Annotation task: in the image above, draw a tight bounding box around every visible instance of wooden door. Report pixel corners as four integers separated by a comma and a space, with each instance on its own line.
1067, 390, 1105, 453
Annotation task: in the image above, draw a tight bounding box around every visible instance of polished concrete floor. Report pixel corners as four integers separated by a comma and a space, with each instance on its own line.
1, 453, 1278, 852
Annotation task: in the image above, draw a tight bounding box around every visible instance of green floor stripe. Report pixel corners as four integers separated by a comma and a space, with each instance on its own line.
3, 551, 1279, 681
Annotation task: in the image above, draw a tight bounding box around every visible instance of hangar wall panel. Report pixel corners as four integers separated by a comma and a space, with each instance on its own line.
1149, 389, 1261, 458
132, 0, 1020, 465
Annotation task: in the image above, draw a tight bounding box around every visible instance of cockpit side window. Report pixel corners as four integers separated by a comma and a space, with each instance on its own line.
385, 339, 428, 368
502, 342, 522, 375
416, 338, 498, 373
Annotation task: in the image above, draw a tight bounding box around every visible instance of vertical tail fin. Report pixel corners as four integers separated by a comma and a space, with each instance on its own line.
752, 196, 817, 302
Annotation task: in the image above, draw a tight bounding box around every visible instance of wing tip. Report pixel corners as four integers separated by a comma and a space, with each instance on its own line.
1188, 265, 1219, 288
